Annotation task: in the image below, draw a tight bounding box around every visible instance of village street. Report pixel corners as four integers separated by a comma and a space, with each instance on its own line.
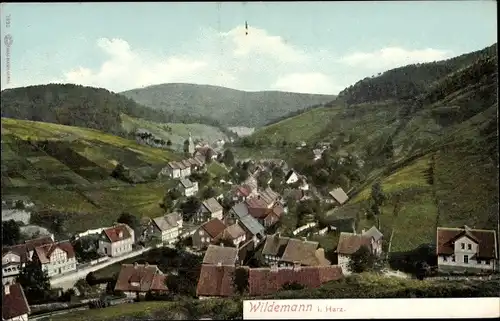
50, 246, 153, 291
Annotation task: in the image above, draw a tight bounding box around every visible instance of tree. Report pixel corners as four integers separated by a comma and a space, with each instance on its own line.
180, 197, 201, 221
183, 139, 190, 154
17, 260, 52, 304
201, 186, 217, 200
205, 148, 214, 164
2, 220, 22, 246
281, 281, 305, 291
75, 278, 93, 298
222, 149, 235, 167
233, 267, 249, 295
256, 171, 271, 189
415, 261, 430, 280
348, 245, 376, 273
370, 181, 386, 229
72, 236, 99, 263
166, 139, 172, 147
117, 212, 141, 237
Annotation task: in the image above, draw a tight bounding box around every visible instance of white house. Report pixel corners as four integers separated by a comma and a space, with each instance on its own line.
437, 226, 498, 273
149, 212, 183, 245
195, 197, 224, 224
32, 241, 77, 278
160, 161, 191, 179
213, 223, 247, 248
3, 283, 30, 321
178, 178, 199, 197
98, 224, 135, 257
362, 226, 384, 256
2, 236, 55, 285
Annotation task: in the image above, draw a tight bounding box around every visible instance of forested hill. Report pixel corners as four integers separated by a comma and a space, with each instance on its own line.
120, 83, 336, 128
0, 84, 229, 136
336, 43, 497, 106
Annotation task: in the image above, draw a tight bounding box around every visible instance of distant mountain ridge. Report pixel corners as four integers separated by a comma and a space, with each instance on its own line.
120, 83, 336, 127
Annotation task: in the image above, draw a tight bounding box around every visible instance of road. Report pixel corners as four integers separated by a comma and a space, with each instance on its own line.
50, 247, 153, 291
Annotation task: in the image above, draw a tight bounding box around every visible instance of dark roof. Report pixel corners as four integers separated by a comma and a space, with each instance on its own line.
230, 202, 250, 219
103, 224, 133, 243
261, 234, 290, 257
238, 214, 265, 237
284, 170, 296, 182
202, 245, 238, 265
437, 227, 497, 259
3, 236, 55, 263
196, 265, 236, 297
248, 265, 343, 296
200, 218, 226, 238
234, 185, 251, 197
281, 239, 327, 266
3, 283, 30, 319
179, 178, 195, 189
114, 264, 168, 292
336, 232, 372, 255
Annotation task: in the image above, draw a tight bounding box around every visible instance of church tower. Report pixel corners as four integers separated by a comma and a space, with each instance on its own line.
188, 132, 195, 155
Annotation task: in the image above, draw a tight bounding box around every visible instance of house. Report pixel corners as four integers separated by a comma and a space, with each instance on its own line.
436, 226, 498, 273
260, 234, 291, 265
247, 265, 343, 296
284, 170, 300, 185
312, 149, 324, 161
196, 264, 343, 298
202, 244, 239, 266
225, 203, 265, 244
186, 157, 205, 172
178, 178, 199, 197
258, 187, 281, 208
98, 224, 135, 257
2, 236, 55, 285
213, 223, 247, 248
231, 185, 252, 202
259, 234, 330, 267
335, 232, 373, 275
243, 176, 258, 194
246, 198, 283, 228
3, 283, 30, 321
32, 240, 77, 278
114, 263, 168, 299
194, 146, 218, 161
195, 197, 224, 224
327, 187, 349, 206
187, 132, 195, 155
159, 161, 189, 179
192, 218, 226, 250
149, 212, 183, 245
196, 264, 236, 299
362, 226, 384, 256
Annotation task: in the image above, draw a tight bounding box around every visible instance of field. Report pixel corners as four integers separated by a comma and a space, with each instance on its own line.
121, 114, 228, 150
1, 118, 182, 235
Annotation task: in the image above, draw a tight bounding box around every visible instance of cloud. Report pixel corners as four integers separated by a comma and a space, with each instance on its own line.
3, 25, 454, 96
272, 72, 343, 95
338, 47, 452, 70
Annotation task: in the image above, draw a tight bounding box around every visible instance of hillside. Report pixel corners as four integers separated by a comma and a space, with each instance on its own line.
236, 43, 498, 253
120, 83, 336, 127
0, 84, 231, 140
1, 117, 181, 235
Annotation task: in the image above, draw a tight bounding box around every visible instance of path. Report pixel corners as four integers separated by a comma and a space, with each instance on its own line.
50, 247, 153, 291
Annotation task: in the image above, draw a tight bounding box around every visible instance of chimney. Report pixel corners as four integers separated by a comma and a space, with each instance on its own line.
118, 231, 123, 238
4, 285, 10, 295
270, 263, 279, 272
301, 237, 307, 242
145, 262, 149, 267
293, 262, 301, 271
133, 262, 138, 269
217, 262, 222, 267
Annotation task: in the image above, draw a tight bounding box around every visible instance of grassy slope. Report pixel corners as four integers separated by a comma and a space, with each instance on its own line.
120, 83, 336, 127
120, 114, 228, 150
1, 118, 181, 234
238, 45, 498, 252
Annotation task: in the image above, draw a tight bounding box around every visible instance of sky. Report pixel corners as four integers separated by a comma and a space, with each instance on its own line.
0, 1, 497, 95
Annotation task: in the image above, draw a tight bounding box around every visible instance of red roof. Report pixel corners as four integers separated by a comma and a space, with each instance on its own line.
3, 283, 30, 319
103, 224, 132, 243
336, 233, 372, 255
196, 264, 236, 297
235, 185, 251, 197
34, 241, 75, 264
437, 227, 497, 259
248, 265, 343, 296
201, 218, 226, 238
115, 263, 168, 293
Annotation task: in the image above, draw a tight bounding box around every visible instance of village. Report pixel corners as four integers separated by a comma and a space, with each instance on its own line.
2, 134, 499, 321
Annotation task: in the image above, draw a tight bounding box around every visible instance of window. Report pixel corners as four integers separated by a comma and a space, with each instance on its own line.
464, 255, 469, 264
452, 255, 456, 262
461, 243, 465, 249
443, 256, 448, 262
199, 230, 204, 236
477, 260, 481, 264
485, 260, 490, 265
467, 244, 471, 250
